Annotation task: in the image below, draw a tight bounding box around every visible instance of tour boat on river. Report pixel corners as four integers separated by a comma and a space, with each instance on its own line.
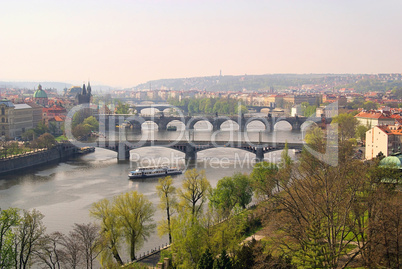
128, 166, 182, 179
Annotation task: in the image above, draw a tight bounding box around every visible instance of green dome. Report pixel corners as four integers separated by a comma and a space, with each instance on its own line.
33, 85, 48, 99
379, 155, 402, 169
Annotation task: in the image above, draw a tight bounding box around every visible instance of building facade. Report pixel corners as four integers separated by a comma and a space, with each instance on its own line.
0, 99, 39, 139
0, 99, 14, 138
355, 111, 395, 127
365, 125, 402, 160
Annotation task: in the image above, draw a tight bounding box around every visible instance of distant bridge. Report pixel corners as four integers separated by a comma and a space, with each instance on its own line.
96, 114, 331, 132
94, 139, 305, 161
132, 104, 187, 114
131, 104, 274, 114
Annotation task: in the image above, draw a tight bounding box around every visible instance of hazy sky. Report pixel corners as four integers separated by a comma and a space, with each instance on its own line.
1, 0, 401, 88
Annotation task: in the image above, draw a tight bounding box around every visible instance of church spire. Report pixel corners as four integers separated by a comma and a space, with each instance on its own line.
87, 81, 91, 95
82, 83, 87, 95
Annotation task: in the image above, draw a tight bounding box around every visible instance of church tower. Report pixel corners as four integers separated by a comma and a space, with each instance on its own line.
82, 83, 87, 95
87, 81, 91, 95
76, 81, 92, 105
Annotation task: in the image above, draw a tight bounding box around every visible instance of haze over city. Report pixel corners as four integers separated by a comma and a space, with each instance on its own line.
1, 0, 402, 88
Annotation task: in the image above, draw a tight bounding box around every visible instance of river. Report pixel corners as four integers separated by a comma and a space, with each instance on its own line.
0, 120, 305, 264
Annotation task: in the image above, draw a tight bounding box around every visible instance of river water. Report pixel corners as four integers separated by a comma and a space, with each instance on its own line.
0, 119, 306, 263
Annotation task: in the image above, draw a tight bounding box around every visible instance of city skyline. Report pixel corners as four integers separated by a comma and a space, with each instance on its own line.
1, 0, 402, 88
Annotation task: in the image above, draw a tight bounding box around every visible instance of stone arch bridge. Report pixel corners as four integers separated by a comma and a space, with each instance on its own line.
132, 104, 274, 114
96, 114, 331, 132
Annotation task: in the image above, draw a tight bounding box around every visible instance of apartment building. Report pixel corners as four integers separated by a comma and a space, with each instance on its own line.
365, 124, 402, 160
355, 111, 395, 127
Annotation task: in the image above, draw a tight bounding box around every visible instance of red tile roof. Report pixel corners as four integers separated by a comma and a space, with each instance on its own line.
377, 125, 402, 135
355, 111, 394, 119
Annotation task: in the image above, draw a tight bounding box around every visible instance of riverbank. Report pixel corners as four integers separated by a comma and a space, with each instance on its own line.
0, 142, 94, 176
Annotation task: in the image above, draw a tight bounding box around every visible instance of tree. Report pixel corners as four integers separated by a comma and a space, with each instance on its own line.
331, 113, 359, 142
33, 232, 64, 269
13, 209, 46, 269
72, 110, 90, 128
250, 161, 279, 199
209, 176, 237, 218
209, 173, 253, 218
279, 141, 292, 169
363, 101, 378, 110
35, 122, 50, 137
36, 133, 56, 149
21, 129, 36, 141
231, 173, 253, 209
59, 230, 82, 269
197, 248, 214, 269
82, 116, 99, 132
177, 169, 211, 217
72, 223, 102, 269
156, 176, 177, 245
115, 101, 130, 114
213, 249, 232, 269
0, 208, 20, 269
72, 124, 91, 140
304, 126, 326, 152
270, 145, 368, 268
355, 124, 368, 143
170, 211, 207, 267
304, 105, 316, 117
90, 199, 123, 266
354, 164, 402, 268
113, 191, 155, 262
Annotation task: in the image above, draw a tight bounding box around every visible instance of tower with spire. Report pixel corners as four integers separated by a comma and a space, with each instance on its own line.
76, 81, 92, 104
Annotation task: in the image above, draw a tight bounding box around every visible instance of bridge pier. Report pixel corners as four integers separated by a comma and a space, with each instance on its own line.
185, 144, 197, 162
290, 120, 301, 131
212, 121, 220, 131
238, 119, 246, 132
157, 121, 168, 131
255, 146, 264, 162
117, 142, 130, 160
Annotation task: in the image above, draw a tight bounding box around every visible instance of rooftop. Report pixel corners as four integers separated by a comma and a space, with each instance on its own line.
355, 111, 394, 120
376, 124, 402, 136
14, 104, 32, 110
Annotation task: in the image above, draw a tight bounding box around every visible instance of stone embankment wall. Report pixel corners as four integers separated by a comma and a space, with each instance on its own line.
0, 143, 78, 175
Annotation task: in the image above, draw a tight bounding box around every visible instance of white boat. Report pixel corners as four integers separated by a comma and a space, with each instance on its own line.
128, 166, 182, 179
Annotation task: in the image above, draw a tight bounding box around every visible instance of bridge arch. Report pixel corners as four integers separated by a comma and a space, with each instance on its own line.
162, 107, 178, 115
129, 146, 185, 162
300, 120, 319, 132
138, 107, 161, 115
166, 120, 186, 130
220, 120, 240, 131
245, 118, 270, 131
188, 117, 213, 131
274, 120, 292, 131
141, 121, 159, 130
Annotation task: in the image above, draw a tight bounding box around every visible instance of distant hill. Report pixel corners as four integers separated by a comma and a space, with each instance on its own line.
0, 81, 72, 91
133, 74, 353, 92
0, 81, 114, 93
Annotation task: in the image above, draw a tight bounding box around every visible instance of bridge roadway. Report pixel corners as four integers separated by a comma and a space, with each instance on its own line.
95, 139, 304, 161
96, 114, 331, 132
